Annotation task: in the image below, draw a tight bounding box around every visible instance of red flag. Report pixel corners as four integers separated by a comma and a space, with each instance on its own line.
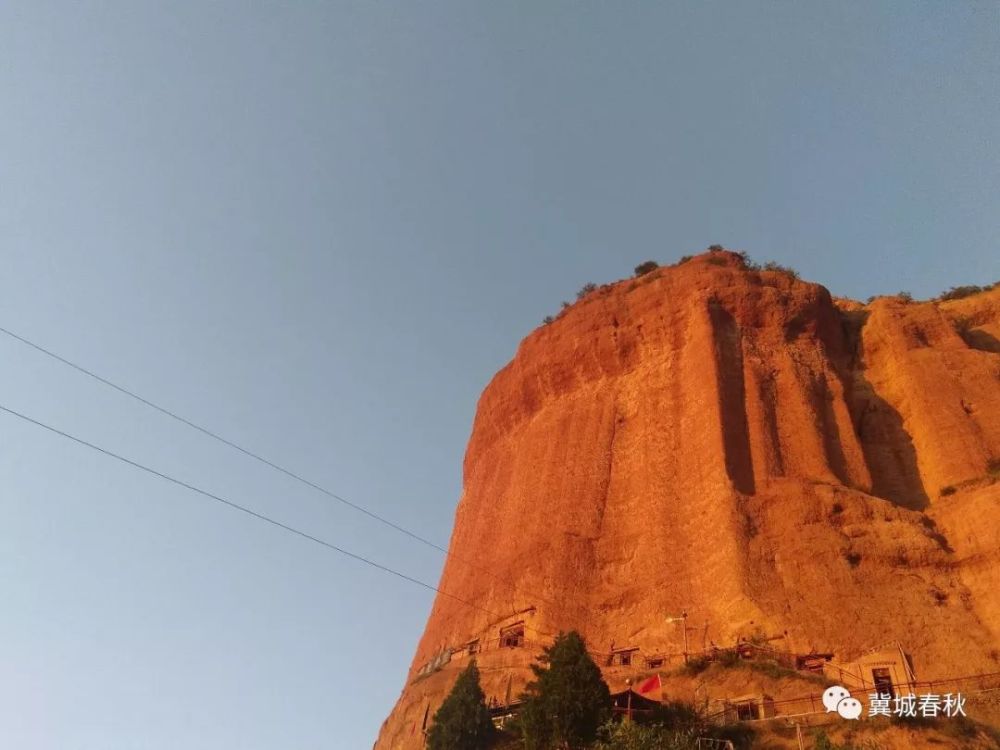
637, 674, 661, 695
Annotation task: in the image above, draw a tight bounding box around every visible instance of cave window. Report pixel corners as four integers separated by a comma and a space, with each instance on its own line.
872, 668, 895, 698
646, 658, 664, 669
736, 700, 758, 721
468, 639, 480, 656
611, 649, 637, 666
500, 623, 525, 649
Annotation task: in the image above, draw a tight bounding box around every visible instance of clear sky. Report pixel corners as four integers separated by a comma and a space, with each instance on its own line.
1, 2, 998, 748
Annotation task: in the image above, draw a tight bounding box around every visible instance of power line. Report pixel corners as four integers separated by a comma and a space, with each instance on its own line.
0, 401, 569, 649
0, 403, 483, 612
0, 325, 440, 550
0, 324, 563, 611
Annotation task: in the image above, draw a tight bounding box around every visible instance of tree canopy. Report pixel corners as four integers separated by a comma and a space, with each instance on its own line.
519, 631, 611, 749
427, 661, 495, 750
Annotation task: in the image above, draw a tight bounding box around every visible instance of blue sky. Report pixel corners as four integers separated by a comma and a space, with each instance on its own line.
1, 2, 998, 747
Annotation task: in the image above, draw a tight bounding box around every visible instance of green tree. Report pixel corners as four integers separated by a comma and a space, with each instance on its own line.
426, 661, 495, 750
519, 631, 611, 749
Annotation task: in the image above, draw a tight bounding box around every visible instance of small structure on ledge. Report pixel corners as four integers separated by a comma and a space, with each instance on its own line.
825, 643, 916, 696
710, 693, 776, 723
610, 688, 663, 722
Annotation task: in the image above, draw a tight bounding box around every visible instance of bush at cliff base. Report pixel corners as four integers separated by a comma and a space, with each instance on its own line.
426, 661, 495, 750
592, 721, 697, 750
591, 704, 753, 750
518, 631, 611, 749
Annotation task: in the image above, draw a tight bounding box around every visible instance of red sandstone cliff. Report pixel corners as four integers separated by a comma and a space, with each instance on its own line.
375, 252, 1000, 748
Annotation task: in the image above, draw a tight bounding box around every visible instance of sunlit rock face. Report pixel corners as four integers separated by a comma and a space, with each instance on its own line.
375, 252, 1000, 749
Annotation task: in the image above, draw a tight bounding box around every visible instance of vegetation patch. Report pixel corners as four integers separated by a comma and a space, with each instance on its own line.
519, 631, 611, 750
734, 250, 761, 270
426, 661, 495, 750
633, 260, 659, 276
734, 657, 827, 686
938, 284, 988, 301
762, 260, 800, 279
592, 701, 754, 750
681, 655, 710, 675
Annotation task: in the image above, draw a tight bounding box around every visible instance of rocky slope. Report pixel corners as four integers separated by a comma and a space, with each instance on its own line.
375, 251, 1000, 748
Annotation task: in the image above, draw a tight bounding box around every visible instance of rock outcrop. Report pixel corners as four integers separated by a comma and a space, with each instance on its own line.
375, 252, 1000, 748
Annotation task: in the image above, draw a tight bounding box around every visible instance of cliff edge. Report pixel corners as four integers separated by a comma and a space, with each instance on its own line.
375, 252, 1000, 748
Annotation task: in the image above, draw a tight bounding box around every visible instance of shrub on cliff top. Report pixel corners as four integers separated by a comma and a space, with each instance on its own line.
634, 260, 659, 277
577, 282, 598, 300
707, 244, 725, 252
762, 261, 800, 279
938, 284, 985, 301
519, 631, 610, 750
427, 661, 495, 750
732, 250, 760, 270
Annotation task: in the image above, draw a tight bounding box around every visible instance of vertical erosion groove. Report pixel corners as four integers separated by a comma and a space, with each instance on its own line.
709, 301, 756, 495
